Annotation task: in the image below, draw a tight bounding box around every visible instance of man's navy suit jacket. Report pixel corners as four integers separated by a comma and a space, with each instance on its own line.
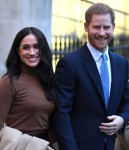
54, 44, 129, 150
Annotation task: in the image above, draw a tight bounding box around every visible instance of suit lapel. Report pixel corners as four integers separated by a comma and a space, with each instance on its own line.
80, 44, 104, 102
108, 51, 122, 109
79, 45, 123, 110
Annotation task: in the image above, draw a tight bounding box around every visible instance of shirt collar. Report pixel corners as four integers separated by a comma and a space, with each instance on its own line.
87, 42, 109, 62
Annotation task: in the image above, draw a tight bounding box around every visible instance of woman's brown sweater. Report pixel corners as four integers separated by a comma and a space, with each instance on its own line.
0, 71, 55, 132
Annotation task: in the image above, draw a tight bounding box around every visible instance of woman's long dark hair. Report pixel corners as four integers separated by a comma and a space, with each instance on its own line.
6, 27, 55, 101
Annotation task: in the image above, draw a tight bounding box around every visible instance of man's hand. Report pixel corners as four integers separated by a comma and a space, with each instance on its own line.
99, 115, 124, 135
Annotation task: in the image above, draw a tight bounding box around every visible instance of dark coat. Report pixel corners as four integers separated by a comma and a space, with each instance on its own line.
54, 44, 129, 150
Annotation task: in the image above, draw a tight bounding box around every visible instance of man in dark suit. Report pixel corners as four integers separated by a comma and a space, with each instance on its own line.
54, 3, 129, 150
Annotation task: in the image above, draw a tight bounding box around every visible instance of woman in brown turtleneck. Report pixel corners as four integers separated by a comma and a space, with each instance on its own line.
0, 27, 56, 149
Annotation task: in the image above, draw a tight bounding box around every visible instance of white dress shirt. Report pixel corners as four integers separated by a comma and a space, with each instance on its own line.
87, 42, 112, 96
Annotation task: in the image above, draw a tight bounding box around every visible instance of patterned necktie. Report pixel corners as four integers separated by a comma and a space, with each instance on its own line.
100, 53, 109, 108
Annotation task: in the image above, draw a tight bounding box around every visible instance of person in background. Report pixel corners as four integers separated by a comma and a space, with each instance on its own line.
115, 123, 129, 150
0, 27, 55, 149
54, 3, 129, 150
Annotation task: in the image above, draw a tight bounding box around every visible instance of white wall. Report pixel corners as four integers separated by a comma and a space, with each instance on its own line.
0, 0, 52, 77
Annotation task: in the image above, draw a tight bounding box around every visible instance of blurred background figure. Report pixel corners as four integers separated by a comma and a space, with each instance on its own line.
115, 124, 129, 150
